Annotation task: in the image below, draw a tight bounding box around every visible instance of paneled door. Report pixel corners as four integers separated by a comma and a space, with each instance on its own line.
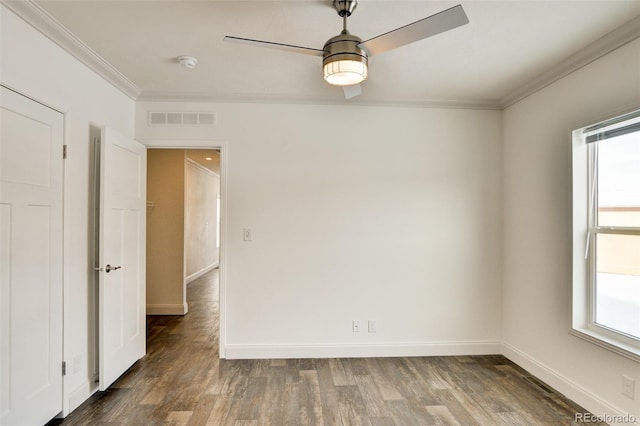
98, 126, 146, 391
1, 87, 64, 425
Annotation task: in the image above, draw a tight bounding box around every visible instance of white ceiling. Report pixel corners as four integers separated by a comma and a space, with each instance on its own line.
33, 0, 640, 107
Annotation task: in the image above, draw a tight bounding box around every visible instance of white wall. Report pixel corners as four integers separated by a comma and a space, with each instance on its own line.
185, 158, 219, 279
1, 5, 135, 415
136, 101, 504, 358
502, 38, 640, 422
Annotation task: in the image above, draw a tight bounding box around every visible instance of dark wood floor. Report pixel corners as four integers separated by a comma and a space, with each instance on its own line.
50, 269, 602, 425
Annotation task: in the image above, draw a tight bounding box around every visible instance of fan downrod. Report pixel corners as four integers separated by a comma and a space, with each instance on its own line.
333, 0, 357, 17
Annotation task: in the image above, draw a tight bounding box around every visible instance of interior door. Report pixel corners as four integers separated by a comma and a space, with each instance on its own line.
98, 126, 146, 391
0, 87, 63, 425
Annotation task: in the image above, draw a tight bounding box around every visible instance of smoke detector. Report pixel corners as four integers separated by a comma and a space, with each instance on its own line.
178, 56, 198, 69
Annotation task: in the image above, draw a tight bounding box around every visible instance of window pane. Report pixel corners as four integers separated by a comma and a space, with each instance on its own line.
595, 233, 640, 339
597, 132, 640, 227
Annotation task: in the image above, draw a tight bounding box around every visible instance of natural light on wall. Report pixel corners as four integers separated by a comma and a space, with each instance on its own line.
572, 109, 640, 360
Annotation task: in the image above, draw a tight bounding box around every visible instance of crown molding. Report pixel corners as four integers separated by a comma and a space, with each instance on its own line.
137, 91, 503, 110
500, 14, 640, 109
2, 0, 141, 100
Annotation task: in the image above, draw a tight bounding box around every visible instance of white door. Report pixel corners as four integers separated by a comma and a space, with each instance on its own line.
98, 126, 146, 391
0, 87, 63, 425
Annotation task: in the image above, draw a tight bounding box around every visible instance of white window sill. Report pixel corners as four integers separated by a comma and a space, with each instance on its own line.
570, 328, 640, 363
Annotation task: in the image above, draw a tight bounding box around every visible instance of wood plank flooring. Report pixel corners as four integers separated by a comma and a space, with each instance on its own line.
49, 270, 603, 425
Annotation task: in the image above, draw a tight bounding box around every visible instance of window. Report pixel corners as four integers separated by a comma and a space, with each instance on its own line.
572, 109, 640, 360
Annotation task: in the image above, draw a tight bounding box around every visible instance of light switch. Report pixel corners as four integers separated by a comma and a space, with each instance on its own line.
243, 228, 253, 241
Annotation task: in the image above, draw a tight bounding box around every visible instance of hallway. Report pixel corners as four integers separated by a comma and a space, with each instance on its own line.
50, 269, 600, 425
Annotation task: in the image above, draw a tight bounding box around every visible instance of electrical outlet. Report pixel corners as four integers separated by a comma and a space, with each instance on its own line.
622, 375, 635, 399
352, 320, 361, 332
368, 319, 377, 333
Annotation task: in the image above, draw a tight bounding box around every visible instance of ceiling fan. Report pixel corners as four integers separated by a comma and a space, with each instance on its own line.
224, 1, 469, 99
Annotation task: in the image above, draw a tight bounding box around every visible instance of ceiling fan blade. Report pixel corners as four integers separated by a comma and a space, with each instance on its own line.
223, 36, 325, 57
359, 4, 469, 56
343, 84, 362, 99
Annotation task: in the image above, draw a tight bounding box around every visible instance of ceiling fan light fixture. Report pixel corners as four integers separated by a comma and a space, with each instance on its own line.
323, 59, 367, 86
322, 32, 368, 86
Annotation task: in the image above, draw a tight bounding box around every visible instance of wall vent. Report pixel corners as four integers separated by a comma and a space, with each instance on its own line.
148, 111, 217, 127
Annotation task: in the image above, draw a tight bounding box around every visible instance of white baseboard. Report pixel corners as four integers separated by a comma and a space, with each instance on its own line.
64, 377, 98, 417
223, 340, 502, 360
186, 263, 218, 284
501, 342, 638, 426
146, 303, 188, 315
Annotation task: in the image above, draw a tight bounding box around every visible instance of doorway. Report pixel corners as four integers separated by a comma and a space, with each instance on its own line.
145, 148, 223, 351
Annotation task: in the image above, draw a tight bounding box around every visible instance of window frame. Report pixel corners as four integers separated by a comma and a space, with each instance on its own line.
571, 109, 640, 362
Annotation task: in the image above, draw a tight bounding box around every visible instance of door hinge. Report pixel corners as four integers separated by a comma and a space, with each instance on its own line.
62, 361, 67, 376
63, 145, 68, 159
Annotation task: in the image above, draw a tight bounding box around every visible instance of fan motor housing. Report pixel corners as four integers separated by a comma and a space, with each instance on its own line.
322, 33, 368, 68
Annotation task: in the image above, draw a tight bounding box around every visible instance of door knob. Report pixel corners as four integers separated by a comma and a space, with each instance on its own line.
105, 264, 122, 273
93, 264, 122, 273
